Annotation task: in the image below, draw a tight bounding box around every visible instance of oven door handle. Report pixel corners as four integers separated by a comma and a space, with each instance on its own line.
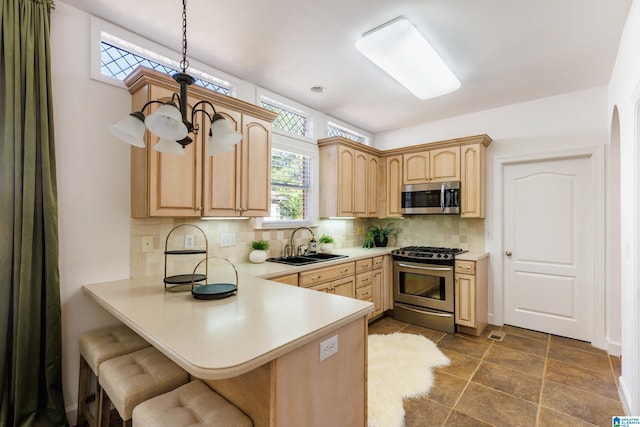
395, 303, 453, 318
396, 263, 452, 271
440, 183, 445, 212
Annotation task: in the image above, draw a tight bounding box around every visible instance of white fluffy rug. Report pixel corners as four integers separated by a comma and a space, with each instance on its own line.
368, 333, 450, 427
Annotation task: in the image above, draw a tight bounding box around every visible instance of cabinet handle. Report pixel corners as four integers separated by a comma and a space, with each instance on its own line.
311, 275, 322, 281
340, 269, 350, 274
196, 206, 202, 211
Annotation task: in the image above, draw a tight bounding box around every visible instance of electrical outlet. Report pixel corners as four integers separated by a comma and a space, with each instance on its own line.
220, 233, 236, 247
184, 234, 195, 249
141, 236, 153, 253
319, 335, 338, 361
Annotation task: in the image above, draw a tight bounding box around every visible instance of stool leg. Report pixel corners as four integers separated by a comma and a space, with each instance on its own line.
77, 356, 89, 427
100, 391, 112, 427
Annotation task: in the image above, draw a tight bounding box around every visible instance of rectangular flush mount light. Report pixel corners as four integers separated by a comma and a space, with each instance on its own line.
355, 17, 460, 100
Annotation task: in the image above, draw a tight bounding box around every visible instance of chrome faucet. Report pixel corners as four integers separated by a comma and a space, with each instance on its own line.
289, 227, 316, 256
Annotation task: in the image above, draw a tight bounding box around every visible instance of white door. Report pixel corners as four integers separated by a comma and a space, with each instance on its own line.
503, 155, 593, 341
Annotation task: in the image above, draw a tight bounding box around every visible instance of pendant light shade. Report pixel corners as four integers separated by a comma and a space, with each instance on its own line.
108, 113, 146, 148
153, 138, 185, 155
208, 115, 242, 155
144, 102, 189, 141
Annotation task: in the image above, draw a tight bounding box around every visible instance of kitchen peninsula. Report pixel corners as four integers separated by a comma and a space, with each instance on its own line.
83, 248, 392, 427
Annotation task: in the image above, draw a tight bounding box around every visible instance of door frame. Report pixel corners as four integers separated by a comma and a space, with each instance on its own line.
492, 146, 605, 349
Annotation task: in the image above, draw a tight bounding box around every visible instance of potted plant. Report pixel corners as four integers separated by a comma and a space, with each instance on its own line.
317, 234, 335, 253
249, 240, 270, 263
363, 223, 398, 248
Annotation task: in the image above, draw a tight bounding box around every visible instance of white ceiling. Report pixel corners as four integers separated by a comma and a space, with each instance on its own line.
59, 0, 633, 134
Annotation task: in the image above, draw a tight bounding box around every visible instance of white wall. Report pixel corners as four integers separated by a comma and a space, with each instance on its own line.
608, 0, 640, 415
51, 3, 133, 421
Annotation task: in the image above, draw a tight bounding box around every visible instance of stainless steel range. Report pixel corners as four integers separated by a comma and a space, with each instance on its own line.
391, 246, 467, 333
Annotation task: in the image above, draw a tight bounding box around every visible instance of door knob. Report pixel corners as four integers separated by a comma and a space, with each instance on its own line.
505, 251, 512, 256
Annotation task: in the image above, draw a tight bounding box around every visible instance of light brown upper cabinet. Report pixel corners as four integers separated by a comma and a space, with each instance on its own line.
403, 146, 460, 184
384, 155, 403, 218
318, 137, 382, 218
125, 67, 277, 218
460, 143, 487, 218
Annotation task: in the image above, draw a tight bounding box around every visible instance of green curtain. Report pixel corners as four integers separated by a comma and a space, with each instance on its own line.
0, 0, 68, 425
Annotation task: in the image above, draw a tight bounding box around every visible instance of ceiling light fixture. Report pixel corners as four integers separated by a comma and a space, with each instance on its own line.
355, 17, 460, 100
108, 0, 242, 155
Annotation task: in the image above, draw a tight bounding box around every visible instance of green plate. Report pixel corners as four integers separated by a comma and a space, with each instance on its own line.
191, 283, 237, 300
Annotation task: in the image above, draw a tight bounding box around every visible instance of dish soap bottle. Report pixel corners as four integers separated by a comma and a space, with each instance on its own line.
308, 237, 318, 253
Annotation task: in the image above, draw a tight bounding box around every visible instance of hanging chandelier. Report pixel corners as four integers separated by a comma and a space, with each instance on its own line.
108, 0, 242, 155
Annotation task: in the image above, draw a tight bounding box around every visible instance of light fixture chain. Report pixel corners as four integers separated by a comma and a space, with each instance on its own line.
180, 0, 189, 73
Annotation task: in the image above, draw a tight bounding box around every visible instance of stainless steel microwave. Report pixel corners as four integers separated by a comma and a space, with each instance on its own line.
401, 181, 460, 215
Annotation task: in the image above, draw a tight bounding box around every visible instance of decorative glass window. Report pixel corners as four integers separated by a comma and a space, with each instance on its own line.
260, 101, 308, 137
100, 42, 231, 96
327, 122, 368, 144
267, 148, 312, 222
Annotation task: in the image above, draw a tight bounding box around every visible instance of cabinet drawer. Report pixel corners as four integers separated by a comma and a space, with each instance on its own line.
299, 262, 355, 287
355, 285, 373, 300
455, 260, 476, 275
372, 256, 384, 269
356, 271, 373, 288
356, 258, 373, 273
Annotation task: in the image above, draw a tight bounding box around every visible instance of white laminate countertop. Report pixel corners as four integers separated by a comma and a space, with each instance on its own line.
456, 251, 490, 261
82, 247, 393, 380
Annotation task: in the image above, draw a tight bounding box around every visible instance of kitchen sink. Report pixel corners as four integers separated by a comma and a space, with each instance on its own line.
267, 253, 348, 266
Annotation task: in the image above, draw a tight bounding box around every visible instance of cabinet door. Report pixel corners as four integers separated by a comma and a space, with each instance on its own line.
367, 155, 380, 217
337, 146, 355, 216
455, 274, 475, 327
354, 150, 368, 217
430, 147, 460, 182
460, 143, 485, 218
332, 277, 355, 298
372, 269, 383, 317
241, 115, 272, 216
403, 152, 430, 184
385, 155, 403, 217
202, 108, 242, 217
146, 86, 203, 217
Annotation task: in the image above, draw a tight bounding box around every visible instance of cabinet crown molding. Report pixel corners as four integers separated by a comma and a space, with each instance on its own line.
123, 66, 278, 123
380, 134, 492, 157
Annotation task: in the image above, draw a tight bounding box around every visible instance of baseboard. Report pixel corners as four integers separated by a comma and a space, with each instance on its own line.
619, 377, 633, 416
607, 338, 622, 357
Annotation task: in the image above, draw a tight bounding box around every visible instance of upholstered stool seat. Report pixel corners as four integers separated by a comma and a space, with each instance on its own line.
99, 346, 190, 426
132, 380, 252, 427
77, 325, 151, 427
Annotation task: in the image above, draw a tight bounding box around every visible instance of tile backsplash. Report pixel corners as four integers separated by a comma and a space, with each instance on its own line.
130, 216, 485, 277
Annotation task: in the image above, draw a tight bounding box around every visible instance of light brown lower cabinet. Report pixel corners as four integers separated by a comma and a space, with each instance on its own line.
202, 316, 367, 427
270, 273, 298, 286
454, 257, 488, 336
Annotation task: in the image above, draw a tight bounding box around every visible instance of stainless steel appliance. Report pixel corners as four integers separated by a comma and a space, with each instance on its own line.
391, 246, 467, 333
401, 181, 460, 215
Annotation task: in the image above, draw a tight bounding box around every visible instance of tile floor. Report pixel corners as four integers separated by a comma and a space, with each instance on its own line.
368, 315, 624, 427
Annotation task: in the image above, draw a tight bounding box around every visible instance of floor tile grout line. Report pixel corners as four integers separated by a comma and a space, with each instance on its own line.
534, 333, 551, 426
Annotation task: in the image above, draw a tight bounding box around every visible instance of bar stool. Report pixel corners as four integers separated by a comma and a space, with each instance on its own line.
77, 325, 151, 427
99, 346, 190, 427
132, 380, 253, 427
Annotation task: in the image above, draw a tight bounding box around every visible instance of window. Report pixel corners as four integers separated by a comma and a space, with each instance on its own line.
268, 149, 312, 222
258, 134, 319, 228
260, 100, 309, 137
327, 121, 368, 144
100, 41, 231, 95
